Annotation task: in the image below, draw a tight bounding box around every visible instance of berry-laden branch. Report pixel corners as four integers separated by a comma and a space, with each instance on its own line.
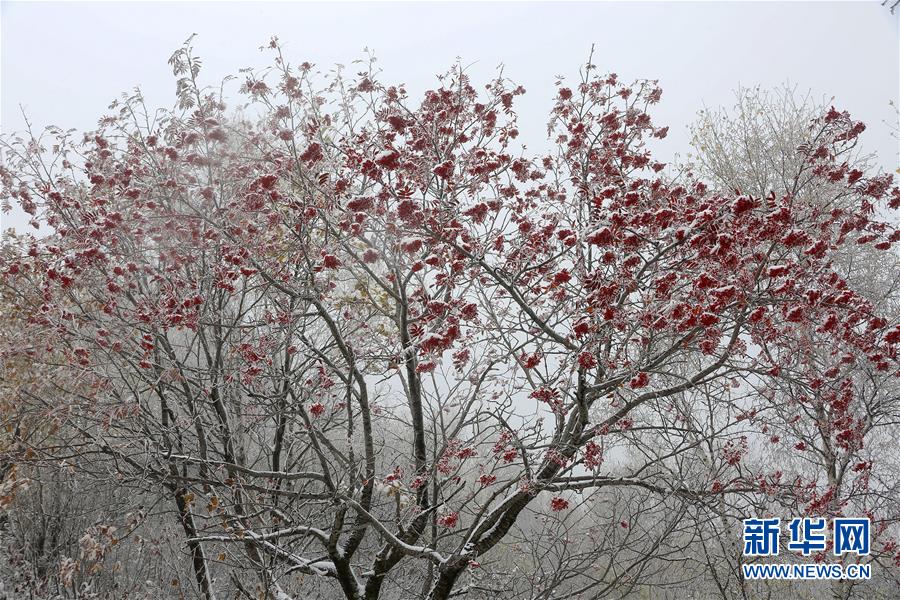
1, 37, 898, 600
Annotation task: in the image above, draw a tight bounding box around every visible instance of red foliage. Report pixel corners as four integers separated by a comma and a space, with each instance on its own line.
1, 42, 897, 599
550, 497, 570, 512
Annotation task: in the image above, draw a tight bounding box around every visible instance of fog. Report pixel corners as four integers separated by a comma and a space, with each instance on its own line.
2, 1, 898, 233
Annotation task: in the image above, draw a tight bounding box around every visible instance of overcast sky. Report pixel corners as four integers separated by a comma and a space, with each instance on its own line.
2, 1, 898, 233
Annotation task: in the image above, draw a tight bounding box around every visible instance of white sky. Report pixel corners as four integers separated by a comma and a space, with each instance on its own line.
2, 1, 898, 233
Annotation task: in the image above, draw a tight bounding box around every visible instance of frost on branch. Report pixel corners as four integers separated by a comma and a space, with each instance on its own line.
0, 40, 898, 600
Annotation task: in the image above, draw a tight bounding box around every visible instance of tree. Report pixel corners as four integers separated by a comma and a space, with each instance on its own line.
1, 39, 898, 599
688, 85, 900, 599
